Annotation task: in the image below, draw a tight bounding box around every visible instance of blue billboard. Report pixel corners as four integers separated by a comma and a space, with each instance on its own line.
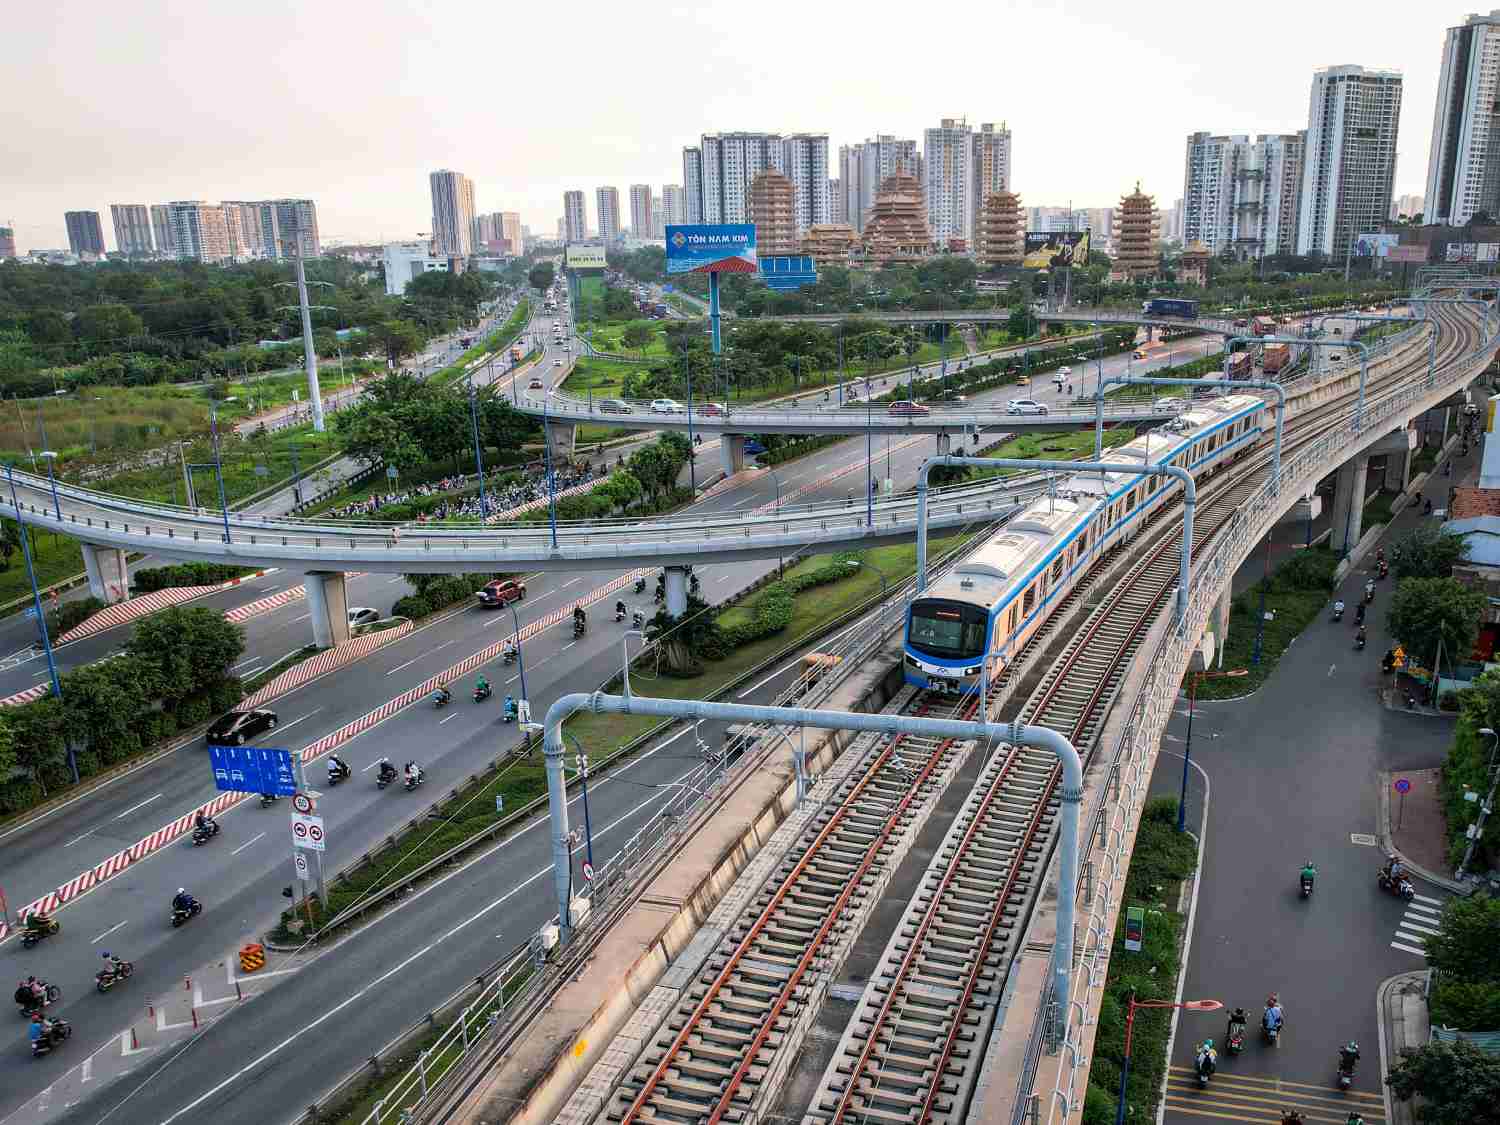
758, 254, 818, 291
208, 745, 298, 796
665, 225, 758, 275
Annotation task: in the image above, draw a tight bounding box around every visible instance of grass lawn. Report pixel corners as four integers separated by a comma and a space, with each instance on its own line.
565, 534, 971, 752
957, 427, 1140, 484
585, 319, 669, 358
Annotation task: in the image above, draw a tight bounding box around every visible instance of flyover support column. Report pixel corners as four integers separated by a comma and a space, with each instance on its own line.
935, 432, 952, 456
1330, 454, 1371, 557
720, 433, 746, 476
664, 566, 689, 618
545, 421, 576, 463
304, 571, 351, 648
80, 544, 129, 604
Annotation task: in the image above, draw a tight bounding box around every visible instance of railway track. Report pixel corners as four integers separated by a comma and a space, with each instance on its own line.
793, 306, 1482, 1124
582, 305, 1482, 1125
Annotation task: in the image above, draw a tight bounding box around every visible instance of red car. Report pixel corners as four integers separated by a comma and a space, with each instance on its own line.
476, 579, 526, 608
887, 400, 931, 416
697, 401, 728, 416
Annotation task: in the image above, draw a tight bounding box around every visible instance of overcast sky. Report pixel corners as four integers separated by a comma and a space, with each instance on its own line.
4, 0, 1459, 252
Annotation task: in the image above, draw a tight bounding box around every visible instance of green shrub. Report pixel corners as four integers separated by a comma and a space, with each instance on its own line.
134, 562, 253, 592
1272, 548, 1338, 593
50, 596, 104, 636
391, 594, 431, 620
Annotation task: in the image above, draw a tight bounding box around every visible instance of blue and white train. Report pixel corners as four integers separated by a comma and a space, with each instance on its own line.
904, 394, 1270, 695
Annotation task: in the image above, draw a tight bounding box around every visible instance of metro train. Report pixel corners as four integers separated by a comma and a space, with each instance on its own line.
904, 394, 1271, 696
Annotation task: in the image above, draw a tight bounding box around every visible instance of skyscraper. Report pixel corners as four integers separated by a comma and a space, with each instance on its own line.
110, 205, 153, 256
924, 118, 973, 249
500, 212, 522, 254
150, 205, 176, 257
780, 134, 831, 236
1426, 12, 1500, 226
272, 199, 320, 259
661, 184, 685, 228
563, 191, 587, 242
681, 150, 704, 223
1181, 132, 1304, 258
1297, 65, 1403, 258
629, 184, 653, 237
840, 136, 920, 233
429, 170, 476, 259
165, 202, 233, 263
0, 226, 16, 259
972, 123, 1012, 226
685, 133, 829, 234
830, 179, 845, 224
65, 211, 106, 256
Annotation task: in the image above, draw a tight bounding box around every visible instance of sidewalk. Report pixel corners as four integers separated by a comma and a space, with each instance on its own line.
1377, 971, 1430, 1125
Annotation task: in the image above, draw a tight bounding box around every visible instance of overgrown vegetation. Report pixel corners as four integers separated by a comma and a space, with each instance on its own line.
1387, 1038, 1500, 1124
1443, 679, 1500, 869
132, 562, 255, 592
1424, 895, 1500, 1029
390, 573, 506, 622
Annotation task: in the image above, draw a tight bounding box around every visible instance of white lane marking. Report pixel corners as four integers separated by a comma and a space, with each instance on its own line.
268, 709, 322, 737
63, 826, 100, 848
1405, 902, 1441, 916
114, 793, 163, 820
560, 577, 585, 589
90, 920, 127, 944
81, 1058, 92, 1083
230, 832, 266, 857
1390, 941, 1427, 957
736, 655, 807, 699
384, 641, 453, 676
562, 641, 577, 651
1412, 893, 1445, 906
292, 613, 310, 622
231, 656, 263, 671
237, 664, 263, 679
439, 713, 459, 725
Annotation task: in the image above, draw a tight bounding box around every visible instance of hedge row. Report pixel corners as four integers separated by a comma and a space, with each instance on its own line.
712, 552, 858, 653
133, 562, 255, 592
391, 573, 506, 621
0, 606, 245, 815
49, 596, 104, 636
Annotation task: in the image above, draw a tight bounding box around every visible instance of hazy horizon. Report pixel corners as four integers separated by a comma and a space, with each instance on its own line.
5, 0, 1453, 253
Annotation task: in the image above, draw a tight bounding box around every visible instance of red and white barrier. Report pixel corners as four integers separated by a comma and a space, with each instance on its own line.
55, 569, 282, 646
239, 622, 414, 710
225, 586, 305, 624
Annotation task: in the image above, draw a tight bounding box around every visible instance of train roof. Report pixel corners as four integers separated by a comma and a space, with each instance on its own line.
924, 495, 1088, 606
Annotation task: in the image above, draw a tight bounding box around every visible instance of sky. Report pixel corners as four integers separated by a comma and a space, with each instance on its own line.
3, 0, 1463, 252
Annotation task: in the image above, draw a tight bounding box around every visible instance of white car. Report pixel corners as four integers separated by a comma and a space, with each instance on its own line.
651, 398, 684, 414
1006, 398, 1049, 416
348, 607, 381, 628
1154, 397, 1188, 414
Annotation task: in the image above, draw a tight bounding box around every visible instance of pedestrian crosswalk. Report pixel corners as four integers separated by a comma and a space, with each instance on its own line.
1165, 1066, 1386, 1122
1390, 893, 1444, 957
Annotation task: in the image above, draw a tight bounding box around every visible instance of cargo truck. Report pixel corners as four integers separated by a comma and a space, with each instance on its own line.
1261, 342, 1291, 375
1142, 298, 1198, 318
1251, 316, 1276, 337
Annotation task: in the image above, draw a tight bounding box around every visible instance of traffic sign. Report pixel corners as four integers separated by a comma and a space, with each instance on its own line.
291, 792, 314, 814
1394, 777, 1412, 794
293, 852, 310, 881
209, 746, 297, 796
582, 861, 594, 882
290, 812, 325, 852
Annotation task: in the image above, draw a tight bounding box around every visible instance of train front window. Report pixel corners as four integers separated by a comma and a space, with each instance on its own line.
908, 601, 987, 660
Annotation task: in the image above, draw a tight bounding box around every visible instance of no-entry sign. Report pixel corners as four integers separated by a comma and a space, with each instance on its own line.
291, 812, 325, 852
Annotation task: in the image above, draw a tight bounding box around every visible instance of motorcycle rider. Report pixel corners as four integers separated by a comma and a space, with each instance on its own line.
28, 1011, 52, 1048
503, 694, 516, 720
432, 681, 451, 706
328, 754, 351, 780
1382, 856, 1407, 885
1356, 625, 1367, 649
1339, 1040, 1361, 1074
1195, 1038, 1217, 1078
1355, 601, 1365, 626
23, 911, 54, 938
404, 761, 422, 786
1227, 1007, 1248, 1043
1264, 994, 1284, 1041
194, 810, 216, 835
1300, 860, 1318, 888
15, 976, 45, 1009
377, 756, 397, 783
573, 604, 587, 630
1333, 597, 1345, 619
101, 951, 128, 979
172, 887, 197, 914
475, 673, 491, 698
1364, 578, 1376, 602
615, 599, 626, 619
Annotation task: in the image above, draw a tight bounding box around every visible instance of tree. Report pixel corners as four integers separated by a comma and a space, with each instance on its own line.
127, 606, 245, 703
74, 304, 145, 349
1387, 576, 1485, 667
1390, 524, 1470, 580
528, 263, 555, 292
369, 319, 425, 366
621, 323, 655, 353
1422, 895, 1500, 1028
1386, 1039, 1500, 1125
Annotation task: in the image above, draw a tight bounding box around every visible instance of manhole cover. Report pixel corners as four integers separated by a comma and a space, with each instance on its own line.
1350, 833, 1378, 846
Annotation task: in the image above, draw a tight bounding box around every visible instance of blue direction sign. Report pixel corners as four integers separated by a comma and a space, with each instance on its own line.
208, 745, 297, 796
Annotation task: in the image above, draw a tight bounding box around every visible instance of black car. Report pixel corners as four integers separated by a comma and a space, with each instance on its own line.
206, 709, 278, 746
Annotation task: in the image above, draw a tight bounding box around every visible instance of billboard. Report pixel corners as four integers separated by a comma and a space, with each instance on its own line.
665, 224, 758, 275
1447, 242, 1481, 263
564, 244, 607, 270
758, 254, 818, 291
1480, 243, 1500, 263
1353, 233, 1400, 258
1386, 245, 1428, 264
1022, 230, 1090, 270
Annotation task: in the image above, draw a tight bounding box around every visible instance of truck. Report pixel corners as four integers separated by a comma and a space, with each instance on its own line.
1251, 316, 1276, 337
1226, 350, 1252, 378
1261, 342, 1291, 375
510, 344, 524, 362
651, 302, 669, 318
1143, 298, 1198, 319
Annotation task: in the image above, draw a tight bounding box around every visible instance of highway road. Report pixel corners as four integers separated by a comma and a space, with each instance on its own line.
0, 298, 1217, 1121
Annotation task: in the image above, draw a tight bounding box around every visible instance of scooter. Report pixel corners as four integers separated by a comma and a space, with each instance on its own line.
171, 900, 202, 928
1332, 602, 1345, 623
95, 961, 133, 993
259, 793, 279, 808
1226, 1024, 1246, 1055
1378, 559, 1389, 580
432, 690, 451, 709
632, 611, 645, 629
191, 820, 220, 846
634, 577, 646, 595
403, 769, 425, 792
1355, 630, 1367, 652
15, 982, 60, 1016
502, 648, 517, 666
614, 608, 626, 622
1337, 1059, 1356, 1091
30, 1017, 71, 1058
1378, 868, 1416, 901
573, 619, 586, 639
502, 699, 516, 724
1300, 872, 1315, 899
1195, 1046, 1216, 1088
473, 683, 492, 703
376, 765, 398, 790
327, 760, 352, 786
19, 918, 60, 950
1364, 581, 1376, 605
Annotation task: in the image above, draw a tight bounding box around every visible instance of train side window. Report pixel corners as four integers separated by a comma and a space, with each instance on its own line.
1051, 555, 1064, 582
1023, 584, 1036, 616
1006, 605, 1017, 635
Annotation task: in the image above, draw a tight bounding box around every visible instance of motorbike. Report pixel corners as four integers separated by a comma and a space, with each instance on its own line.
403, 769, 424, 792
327, 760, 352, 786
19, 918, 59, 950
1378, 868, 1416, 901
573, 619, 586, 639
502, 648, 517, 666
95, 962, 133, 993
376, 765, 398, 790
15, 982, 60, 1016
632, 611, 645, 629
473, 683, 492, 703
614, 608, 626, 623
432, 690, 451, 710
502, 700, 516, 724
633, 577, 646, 595
1364, 582, 1376, 605
259, 793, 279, 808
1195, 1046, 1216, 1087
1300, 872, 1315, 899
191, 820, 220, 846
1226, 1024, 1245, 1055
1355, 631, 1366, 652
1332, 602, 1345, 623
1378, 559, 1389, 580
1337, 1059, 1357, 1091
171, 900, 202, 928
1354, 603, 1365, 627
30, 1018, 71, 1058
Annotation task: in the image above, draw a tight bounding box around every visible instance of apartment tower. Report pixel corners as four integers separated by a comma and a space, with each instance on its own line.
1296, 65, 1403, 258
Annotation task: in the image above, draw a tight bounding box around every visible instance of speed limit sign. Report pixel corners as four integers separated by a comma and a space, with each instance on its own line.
291, 793, 314, 814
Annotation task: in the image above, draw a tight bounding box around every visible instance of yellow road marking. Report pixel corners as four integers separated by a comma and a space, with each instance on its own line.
1167, 1066, 1383, 1100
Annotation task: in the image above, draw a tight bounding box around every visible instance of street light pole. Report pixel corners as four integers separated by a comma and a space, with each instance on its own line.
1179, 668, 1248, 831
39, 450, 61, 521
1115, 994, 1223, 1125
208, 399, 235, 545
1456, 726, 1500, 881
467, 375, 487, 521
6, 465, 71, 782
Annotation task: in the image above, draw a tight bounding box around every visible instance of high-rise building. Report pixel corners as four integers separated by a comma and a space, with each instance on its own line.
972, 123, 1012, 226
150, 205, 176, 257
1391, 192, 1425, 220
65, 211, 106, 256
110, 205, 153, 256
429, 170, 476, 259
224, 201, 273, 259
976, 190, 1025, 267
596, 186, 621, 243
924, 118, 973, 250
629, 184, 653, 237
563, 191, 587, 242
661, 184, 685, 228
681, 150, 704, 223
1426, 12, 1500, 226
165, 202, 233, 263
780, 133, 831, 236
1181, 132, 1304, 258
1297, 65, 1403, 258
500, 212, 522, 254
829, 179, 844, 224
1112, 184, 1160, 279
651, 199, 665, 237
272, 199, 320, 259
840, 136, 920, 233
746, 170, 798, 255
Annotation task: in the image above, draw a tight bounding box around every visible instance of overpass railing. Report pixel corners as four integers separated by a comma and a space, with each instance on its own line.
1030, 309, 1496, 1124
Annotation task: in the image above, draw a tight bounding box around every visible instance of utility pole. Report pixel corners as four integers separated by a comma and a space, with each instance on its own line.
275, 241, 335, 432
1457, 727, 1500, 882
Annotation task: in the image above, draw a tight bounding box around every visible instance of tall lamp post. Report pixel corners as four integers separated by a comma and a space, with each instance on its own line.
38, 451, 61, 521
1456, 726, 1500, 882
1179, 668, 1248, 831
466, 374, 487, 520
208, 398, 237, 544
1115, 995, 1222, 1125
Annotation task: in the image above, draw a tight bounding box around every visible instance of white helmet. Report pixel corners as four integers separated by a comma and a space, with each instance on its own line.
177, 887, 185, 895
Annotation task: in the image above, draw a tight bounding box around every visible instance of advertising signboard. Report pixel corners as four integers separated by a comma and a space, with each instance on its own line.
665, 224, 758, 275
1447, 242, 1480, 263
564, 244, 607, 270
1353, 233, 1400, 258
1480, 243, 1500, 263
758, 254, 818, 291
1022, 230, 1090, 270
1386, 245, 1428, 264
208, 745, 297, 796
